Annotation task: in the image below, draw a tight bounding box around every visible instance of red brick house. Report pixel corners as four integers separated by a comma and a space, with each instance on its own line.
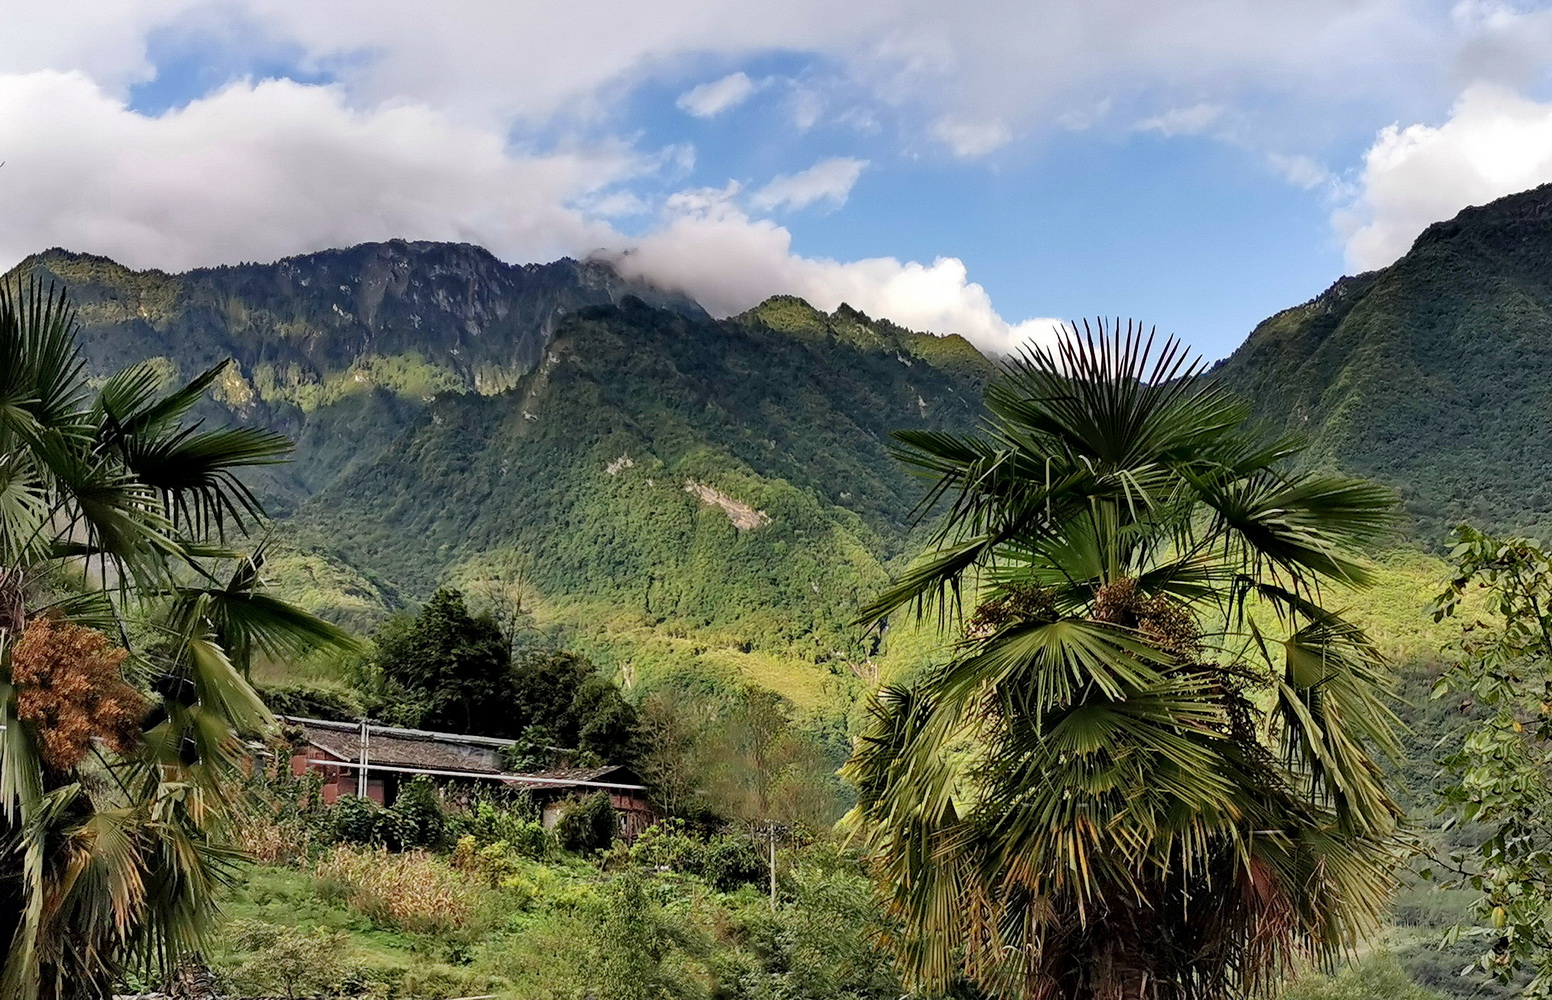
284, 717, 656, 840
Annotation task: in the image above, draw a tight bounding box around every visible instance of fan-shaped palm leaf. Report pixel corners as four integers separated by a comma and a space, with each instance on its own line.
847, 321, 1405, 999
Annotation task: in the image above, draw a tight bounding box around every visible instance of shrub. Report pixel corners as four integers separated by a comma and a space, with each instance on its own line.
257, 680, 365, 722
444, 791, 541, 847
630, 820, 764, 891
450, 834, 555, 889
554, 791, 617, 854
330, 794, 400, 847
314, 845, 477, 935
1276, 955, 1446, 1000
393, 776, 448, 850
327, 786, 447, 851
224, 920, 348, 999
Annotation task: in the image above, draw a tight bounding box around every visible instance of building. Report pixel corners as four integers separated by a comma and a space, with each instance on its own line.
284, 716, 656, 840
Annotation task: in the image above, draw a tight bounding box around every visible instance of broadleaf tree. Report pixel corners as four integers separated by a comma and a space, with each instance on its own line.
1431, 525, 1552, 997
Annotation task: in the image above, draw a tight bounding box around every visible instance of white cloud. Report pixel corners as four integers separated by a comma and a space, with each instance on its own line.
1339, 83, 1552, 270
39, 0, 1464, 146
750, 157, 867, 212
13, 0, 1548, 358
1136, 103, 1223, 137
0, 71, 630, 272
676, 71, 758, 118
788, 86, 825, 129
0, 0, 200, 91
610, 191, 1060, 355
933, 118, 1012, 157
1267, 152, 1333, 190
0, 72, 1053, 356
1058, 97, 1113, 132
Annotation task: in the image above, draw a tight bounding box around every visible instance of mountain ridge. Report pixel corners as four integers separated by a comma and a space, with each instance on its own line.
1216, 182, 1552, 542
4, 245, 996, 706
17, 181, 1552, 702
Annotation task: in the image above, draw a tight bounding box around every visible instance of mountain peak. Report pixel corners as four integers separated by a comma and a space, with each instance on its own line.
4, 241, 708, 392
1218, 180, 1552, 541
735, 295, 831, 337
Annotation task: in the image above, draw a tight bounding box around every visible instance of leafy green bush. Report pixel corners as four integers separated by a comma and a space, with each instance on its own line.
444, 793, 542, 846
224, 920, 349, 998
257, 680, 365, 722
555, 791, 617, 854
330, 794, 397, 847
630, 820, 765, 891
1277, 956, 1446, 1000
393, 776, 448, 850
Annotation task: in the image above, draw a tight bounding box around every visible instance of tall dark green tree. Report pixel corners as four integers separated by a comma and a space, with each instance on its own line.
511, 650, 638, 764
373, 588, 512, 735
846, 323, 1405, 999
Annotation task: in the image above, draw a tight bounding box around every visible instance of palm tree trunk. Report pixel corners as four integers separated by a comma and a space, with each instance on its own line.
0, 567, 25, 637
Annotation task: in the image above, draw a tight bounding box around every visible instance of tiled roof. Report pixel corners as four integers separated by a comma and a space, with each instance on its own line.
296, 720, 505, 774
288, 718, 646, 790
521, 765, 636, 784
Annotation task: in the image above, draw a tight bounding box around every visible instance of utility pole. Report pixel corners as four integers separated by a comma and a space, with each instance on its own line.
766, 821, 781, 912
357, 717, 370, 799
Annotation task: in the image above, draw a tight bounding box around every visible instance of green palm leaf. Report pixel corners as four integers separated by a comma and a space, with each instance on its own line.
849, 320, 1406, 998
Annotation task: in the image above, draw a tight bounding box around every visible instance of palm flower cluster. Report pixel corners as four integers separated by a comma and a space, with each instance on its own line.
11, 618, 144, 771
846, 323, 1404, 1000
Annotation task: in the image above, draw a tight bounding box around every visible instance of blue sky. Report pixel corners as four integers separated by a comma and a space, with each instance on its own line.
7, 2, 1552, 359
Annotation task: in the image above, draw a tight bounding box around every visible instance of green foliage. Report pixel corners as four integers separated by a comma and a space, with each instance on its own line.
1278, 956, 1447, 1000
330, 795, 399, 848
0, 279, 355, 1000
392, 777, 448, 851
371, 589, 513, 735
629, 820, 766, 892
327, 784, 448, 853
444, 794, 547, 856
1216, 182, 1552, 544
583, 870, 697, 1000
209, 823, 924, 1000
554, 791, 618, 854
1430, 525, 1552, 996
850, 327, 1406, 998
258, 678, 365, 721
225, 920, 349, 999
703, 686, 849, 830
511, 649, 639, 764
17, 244, 993, 689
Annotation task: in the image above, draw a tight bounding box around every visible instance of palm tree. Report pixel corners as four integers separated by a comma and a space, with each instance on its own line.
844, 323, 1405, 1000
0, 279, 357, 999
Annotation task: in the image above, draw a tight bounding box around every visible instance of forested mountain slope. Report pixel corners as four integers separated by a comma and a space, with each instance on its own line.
16, 242, 707, 502
287, 296, 991, 662
6, 247, 993, 699
1215, 182, 1552, 542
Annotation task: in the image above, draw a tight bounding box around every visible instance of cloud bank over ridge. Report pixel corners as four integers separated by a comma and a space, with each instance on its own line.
9, 0, 1552, 355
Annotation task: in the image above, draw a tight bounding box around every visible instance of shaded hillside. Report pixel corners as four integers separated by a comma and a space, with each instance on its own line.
14, 242, 706, 502
1215, 183, 1552, 542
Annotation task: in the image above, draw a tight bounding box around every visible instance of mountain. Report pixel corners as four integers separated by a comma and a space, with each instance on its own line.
7, 246, 994, 706
17, 241, 710, 501
1214, 182, 1552, 543
28, 178, 1552, 705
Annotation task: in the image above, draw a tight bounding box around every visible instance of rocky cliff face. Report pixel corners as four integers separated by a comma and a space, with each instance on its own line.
13, 240, 707, 392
